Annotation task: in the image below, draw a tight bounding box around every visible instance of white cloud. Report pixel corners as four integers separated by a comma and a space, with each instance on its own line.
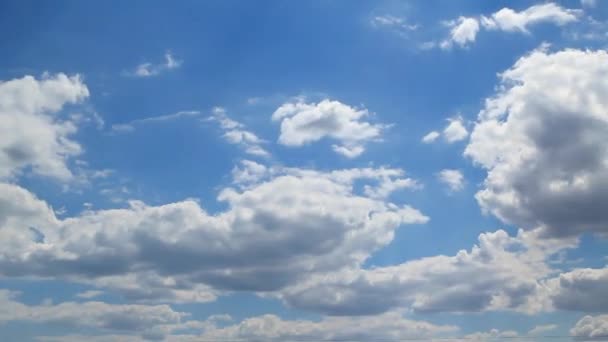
0, 73, 89, 180
0, 289, 189, 340
35, 311, 458, 342
571, 315, 608, 340
437, 169, 465, 192
422, 130, 440, 143
443, 116, 469, 142
422, 117, 468, 144
465, 48, 608, 238
528, 324, 557, 335
111, 110, 200, 132
272, 99, 387, 158
209, 107, 270, 157
0, 164, 427, 303
441, 17, 480, 49
481, 3, 582, 33
75, 290, 104, 299
131, 51, 182, 78
371, 15, 418, 31
279, 228, 576, 315
461, 329, 519, 341
198, 312, 457, 342
548, 267, 608, 312
440, 3, 581, 49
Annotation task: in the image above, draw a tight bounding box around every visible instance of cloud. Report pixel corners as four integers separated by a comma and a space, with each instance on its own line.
441, 17, 480, 49
461, 329, 519, 341
481, 3, 582, 33
199, 311, 457, 342
35, 311, 457, 342
272, 99, 387, 158
371, 15, 418, 31
0, 73, 89, 180
548, 267, 608, 312
75, 290, 104, 299
571, 315, 608, 340
443, 116, 469, 142
437, 169, 465, 192
440, 3, 581, 49
465, 48, 608, 238
528, 324, 557, 335
111, 110, 200, 132
422, 116, 468, 144
0, 164, 427, 303
279, 228, 576, 315
0, 289, 189, 340
421, 131, 440, 143
209, 107, 270, 157
130, 51, 182, 78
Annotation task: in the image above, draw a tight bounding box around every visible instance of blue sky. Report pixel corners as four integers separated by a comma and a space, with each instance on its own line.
1, 0, 608, 341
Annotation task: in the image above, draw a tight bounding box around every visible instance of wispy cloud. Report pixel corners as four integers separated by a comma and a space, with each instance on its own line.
111, 110, 200, 132
127, 51, 182, 77
208, 107, 270, 157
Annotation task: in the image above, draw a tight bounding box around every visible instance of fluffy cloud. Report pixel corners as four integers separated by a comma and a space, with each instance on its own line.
441, 17, 480, 49
481, 3, 581, 33
441, 3, 581, 49
443, 116, 469, 142
197, 312, 457, 342
422, 116, 468, 144
0, 289, 189, 340
0, 164, 426, 302
571, 315, 608, 340
130, 51, 181, 78
209, 107, 269, 157
549, 267, 608, 312
272, 99, 387, 158
35, 312, 458, 342
0, 73, 89, 180
437, 169, 465, 192
465, 48, 608, 238
279, 228, 576, 315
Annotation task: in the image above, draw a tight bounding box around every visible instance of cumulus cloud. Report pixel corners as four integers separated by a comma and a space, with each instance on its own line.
440, 3, 581, 49
437, 169, 465, 192
279, 228, 576, 315
481, 3, 582, 33
422, 116, 468, 144
441, 17, 480, 49
571, 315, 608, 340
272, 99, 387, 158
0, 289, 190, 340
443, 116, 469, 142
129, 51, 182, 78
0, 164, 427, 303
36, 311, 458, 342
209, 107, 270, 157
198, 311, 457, 342
465, 48, 608, 238
0, 73, 89, 180
548, 267, 608, 312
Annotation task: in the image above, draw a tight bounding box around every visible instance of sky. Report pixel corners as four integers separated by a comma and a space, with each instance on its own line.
1, 0, 608, 341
